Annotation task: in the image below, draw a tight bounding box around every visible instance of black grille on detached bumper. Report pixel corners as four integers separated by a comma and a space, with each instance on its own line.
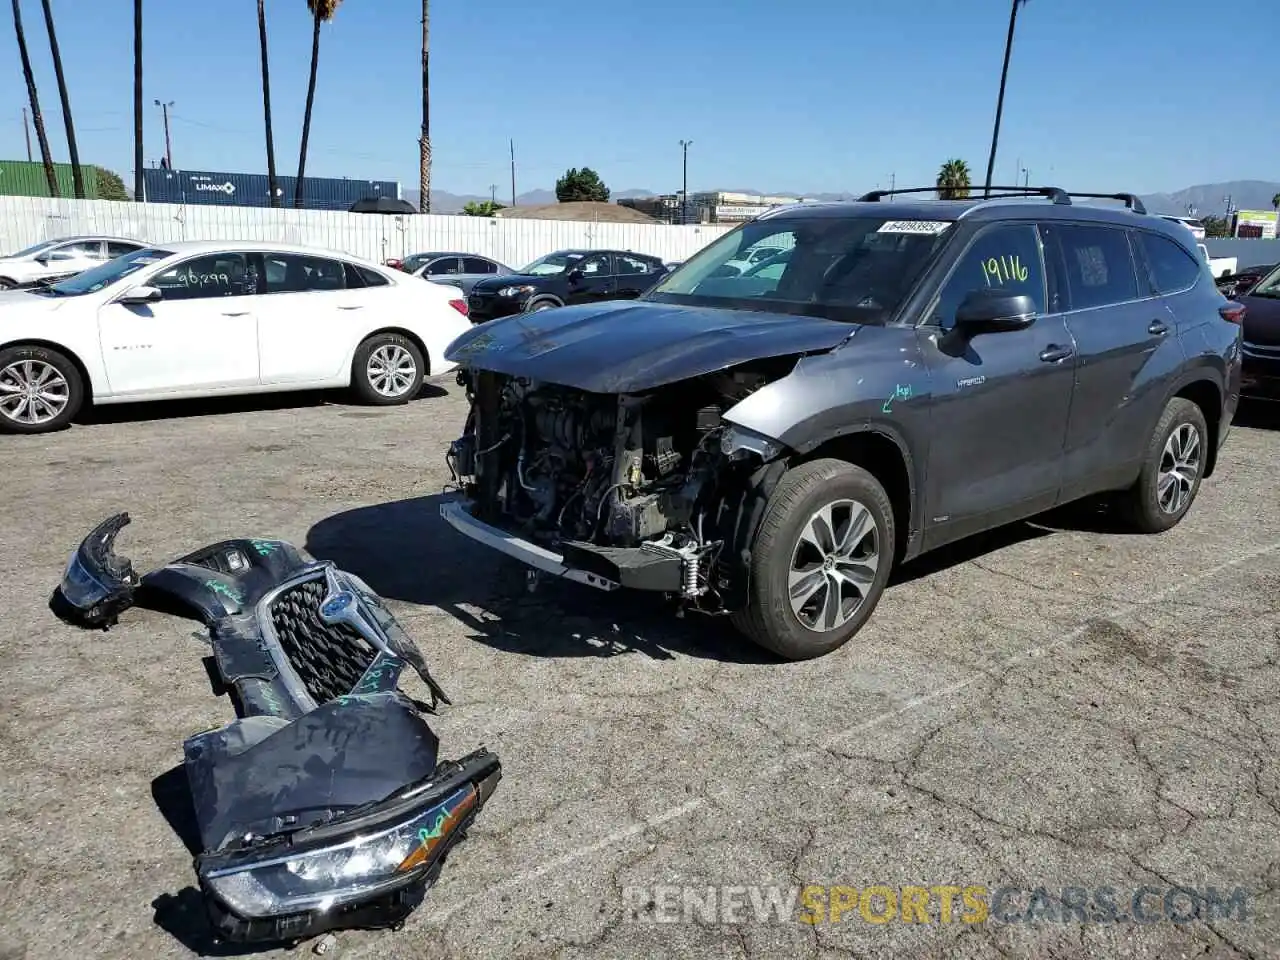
268, 577, 377, 704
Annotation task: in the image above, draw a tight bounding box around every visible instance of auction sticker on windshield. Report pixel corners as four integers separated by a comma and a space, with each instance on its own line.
877, 221, 952, 235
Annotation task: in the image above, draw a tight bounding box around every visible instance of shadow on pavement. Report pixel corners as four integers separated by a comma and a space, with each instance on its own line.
78, 382, 448, 427
149, 767, 274, 956
1235, 398, 1280, 431
306, 492, 1093, 664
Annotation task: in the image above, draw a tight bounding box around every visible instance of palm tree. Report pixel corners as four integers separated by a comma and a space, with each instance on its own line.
1272, 192, 1280, 214
419, 0, 430, 213
133, 0, 143, 200
11, 0, 59, 196
40, 0, 83, 197
936, 159, 972, 200
257, 0, 280, 206
295, 0, 342, 208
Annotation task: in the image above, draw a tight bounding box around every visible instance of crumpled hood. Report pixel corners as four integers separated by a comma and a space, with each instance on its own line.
444, 300, 858, 392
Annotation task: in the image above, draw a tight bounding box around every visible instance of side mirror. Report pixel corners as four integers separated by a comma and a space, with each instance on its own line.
953, 288, 1037, 333
117, 285, 162, 305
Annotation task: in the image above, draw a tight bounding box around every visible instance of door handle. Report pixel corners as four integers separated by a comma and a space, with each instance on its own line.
337, 304, 364, 311
222, 310, 251, 317
1148, 319, 1169, 335
1039, 344, 1074, 363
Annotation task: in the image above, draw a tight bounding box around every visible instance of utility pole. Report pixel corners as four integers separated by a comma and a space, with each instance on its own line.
509, 138, 516, 207
679, 139, 692, 223
490, 184, 497, 204
982, 0, 1028, 198
419, 0, 430, 213
154, 99, 174, 169
889, 172, 895, 196
22, 107, 32, 161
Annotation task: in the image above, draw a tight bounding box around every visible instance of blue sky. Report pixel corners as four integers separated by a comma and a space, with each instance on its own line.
1, 0, 1275, 197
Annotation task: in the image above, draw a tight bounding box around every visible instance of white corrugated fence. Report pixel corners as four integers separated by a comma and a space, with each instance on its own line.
0, 196, 736, 268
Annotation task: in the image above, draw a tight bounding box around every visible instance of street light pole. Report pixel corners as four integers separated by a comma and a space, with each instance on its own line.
154, 99, 174, 169
982, 0, 1027, 198
679, 139, 692, 223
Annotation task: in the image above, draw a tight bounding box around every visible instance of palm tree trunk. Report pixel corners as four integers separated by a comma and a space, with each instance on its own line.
133, 0, 143, 200
295, 8, 322, 209
11, 0, 58, 196
40, 0, 83, 198
257, 0, 279, 207
418, 0, 430, 213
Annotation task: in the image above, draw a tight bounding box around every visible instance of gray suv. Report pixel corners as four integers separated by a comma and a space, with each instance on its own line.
439, 186, 1244, 660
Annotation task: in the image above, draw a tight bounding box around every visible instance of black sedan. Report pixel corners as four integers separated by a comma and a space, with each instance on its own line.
466, 249, 667, 322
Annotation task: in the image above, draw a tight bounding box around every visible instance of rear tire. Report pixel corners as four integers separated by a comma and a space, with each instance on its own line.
0, 344, 84, 434
730, 458, 895, 661
1116, 397, 1208, 533
351, 333, 425, 406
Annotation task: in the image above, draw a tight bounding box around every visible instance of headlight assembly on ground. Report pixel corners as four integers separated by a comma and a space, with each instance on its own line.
202, 784, 477, 919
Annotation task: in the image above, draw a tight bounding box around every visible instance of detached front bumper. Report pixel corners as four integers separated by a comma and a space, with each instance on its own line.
439, 499, 689, 594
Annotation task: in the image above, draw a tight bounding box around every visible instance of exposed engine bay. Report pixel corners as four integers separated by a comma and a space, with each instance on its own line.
445, 360, 797, 607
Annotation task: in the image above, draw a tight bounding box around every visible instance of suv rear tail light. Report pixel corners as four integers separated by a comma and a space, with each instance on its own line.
449, 298, 469, 317
1219, 302, 1246, 325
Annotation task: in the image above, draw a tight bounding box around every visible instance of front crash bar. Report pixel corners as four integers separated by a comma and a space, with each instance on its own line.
438, 499, 620, 592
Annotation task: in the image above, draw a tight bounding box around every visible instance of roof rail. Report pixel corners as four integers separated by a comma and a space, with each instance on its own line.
856, 185, 1148, 215
858, 185, 1071, 205
1060, 192, 1147, 214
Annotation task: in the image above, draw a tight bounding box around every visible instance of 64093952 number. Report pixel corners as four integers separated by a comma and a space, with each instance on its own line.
982, 256, 1028, 285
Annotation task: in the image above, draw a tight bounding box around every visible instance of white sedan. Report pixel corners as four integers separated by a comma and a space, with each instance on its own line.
0, 239, 474, 433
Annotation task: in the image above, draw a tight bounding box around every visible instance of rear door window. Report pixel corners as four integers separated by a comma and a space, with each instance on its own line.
424, 257, 461, 276
462, 257, 497, 274
261, 253, 348, 293
1056, 224, 1141, 310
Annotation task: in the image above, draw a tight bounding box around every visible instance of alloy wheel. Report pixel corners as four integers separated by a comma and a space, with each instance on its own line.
1157, 423, 1201, 514
0, 359, 70, 426
788, 498, 880, 632
365, 344, 418, 398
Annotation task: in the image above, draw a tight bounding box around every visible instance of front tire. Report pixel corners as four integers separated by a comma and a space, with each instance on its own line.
351, 333, 425, 406
0, 344, 84, 434
730, 458, 895, 661
1116, 397, 1208, 533
526, 298, 559, 312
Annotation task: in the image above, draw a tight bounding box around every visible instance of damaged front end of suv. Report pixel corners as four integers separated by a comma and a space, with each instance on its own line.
53, 513, 501, 946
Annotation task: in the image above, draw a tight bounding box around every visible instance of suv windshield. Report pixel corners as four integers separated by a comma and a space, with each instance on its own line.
31, 246, 175, 297
645, 216, 953, 323
521, 251, 585, 276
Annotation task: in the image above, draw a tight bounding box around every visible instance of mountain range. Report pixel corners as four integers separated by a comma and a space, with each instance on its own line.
405, 180, 1280, 218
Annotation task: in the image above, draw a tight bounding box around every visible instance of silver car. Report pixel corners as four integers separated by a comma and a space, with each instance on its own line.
401, 252, 515, 295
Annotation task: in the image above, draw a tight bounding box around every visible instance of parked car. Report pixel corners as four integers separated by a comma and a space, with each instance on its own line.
714, 244, 787, 278
1197, 242, 1237, 279
1218, 262, 1276, 299
0, 235, 148, 289
1232, 262, 1280, 401
439, 186, 1242, 661
401, 252, 515, 294
465, 249, 668, 322
0, 240, 472, 433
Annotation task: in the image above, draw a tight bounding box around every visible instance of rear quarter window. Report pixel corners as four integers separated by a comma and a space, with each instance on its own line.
1136, 231, 1201, 295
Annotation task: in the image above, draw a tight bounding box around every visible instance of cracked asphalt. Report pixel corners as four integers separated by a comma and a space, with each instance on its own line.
0, 380, 1277, 960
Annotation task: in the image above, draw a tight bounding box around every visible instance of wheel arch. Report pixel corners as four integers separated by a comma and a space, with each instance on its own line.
526, 294, 564, 309
1171, 377, 1223, 478
794, 426, 920, 564
0, 338, 96, 405
352, 327, 432, 378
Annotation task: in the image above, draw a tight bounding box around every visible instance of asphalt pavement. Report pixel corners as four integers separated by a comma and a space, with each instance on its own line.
0, 381, 1276, 960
